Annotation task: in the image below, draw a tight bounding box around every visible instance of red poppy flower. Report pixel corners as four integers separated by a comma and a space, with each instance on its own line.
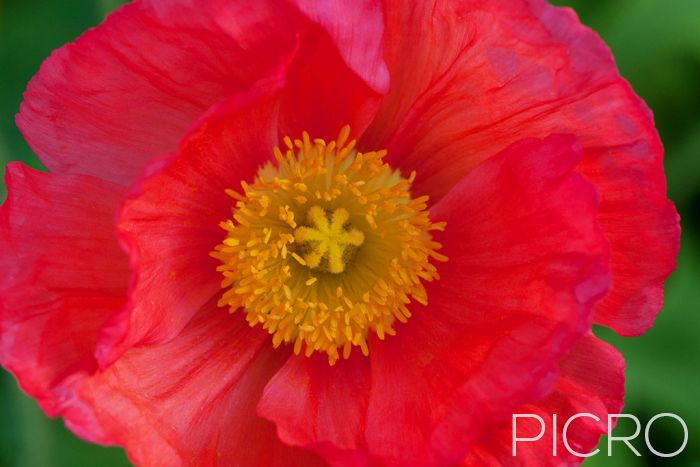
0, 0, 680, 465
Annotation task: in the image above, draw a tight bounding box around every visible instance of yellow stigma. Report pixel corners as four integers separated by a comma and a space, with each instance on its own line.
212, 125, 447, 365
294, 206, 364, 273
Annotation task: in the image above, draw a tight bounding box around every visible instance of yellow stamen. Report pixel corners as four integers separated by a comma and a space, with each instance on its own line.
211, 125, 447, 365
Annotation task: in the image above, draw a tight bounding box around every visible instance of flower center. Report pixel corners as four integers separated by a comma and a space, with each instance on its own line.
212, 126, 447, 365
294, 206, 364, 274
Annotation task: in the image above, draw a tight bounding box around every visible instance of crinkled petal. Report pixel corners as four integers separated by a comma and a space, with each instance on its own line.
287, 0, 389, 94
0, 164, 129, 414
258, 354, 371, 465
366, 0, 679, 336
464, 334, 625, 466
70, 304, 325, 466
17, 0, 390, 186
580, 149, 679, 335
276, 28, 385, 142
364, 135, 611, 465
98, 84, 283, 366
16, 0, 299, 184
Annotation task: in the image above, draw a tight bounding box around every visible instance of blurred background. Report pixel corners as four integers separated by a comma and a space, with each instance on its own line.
0, 0, 698, 465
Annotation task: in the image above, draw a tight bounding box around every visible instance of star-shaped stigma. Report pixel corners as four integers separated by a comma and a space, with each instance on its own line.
294, 206, 365, 273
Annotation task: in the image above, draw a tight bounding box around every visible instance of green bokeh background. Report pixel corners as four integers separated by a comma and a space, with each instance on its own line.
0, 0, 698, 465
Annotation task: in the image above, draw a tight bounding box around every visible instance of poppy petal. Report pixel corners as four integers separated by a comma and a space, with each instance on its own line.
580, 150, 679, 335
464, 334, 625, 465
365, 135, 611, 465
98, 84, 284, 367
70, 305, 324, 466
102, 34, 385, 365
0, 164, 129, 413
257, 353, 371, 465
288, 0, 389, 94
367, 0, 679, 336
16, 0, 300, 185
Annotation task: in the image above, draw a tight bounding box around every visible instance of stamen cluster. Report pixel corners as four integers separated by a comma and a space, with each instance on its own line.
212, 126, 446, 364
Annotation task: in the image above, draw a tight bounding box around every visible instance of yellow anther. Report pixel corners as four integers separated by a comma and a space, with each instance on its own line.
305, 277, 318, 286
291, 252, 307, 266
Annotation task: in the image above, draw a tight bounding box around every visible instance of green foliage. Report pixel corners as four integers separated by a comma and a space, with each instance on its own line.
1, 0, 698, 465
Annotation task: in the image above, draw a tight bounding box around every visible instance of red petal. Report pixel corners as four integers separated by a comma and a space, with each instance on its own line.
98, 85, 283, 366
366, 0, 679, 335
257, 354, 371, 465
0, 164, 129, 414
288, 0, 389, 94
580, 151, 679, 335
365, 135, 611, 465
69, 305, 324, 466
464, 334, 625, 465
276, 16, 386, 141
101, 34, 384, 364
17, 0, 299, 184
